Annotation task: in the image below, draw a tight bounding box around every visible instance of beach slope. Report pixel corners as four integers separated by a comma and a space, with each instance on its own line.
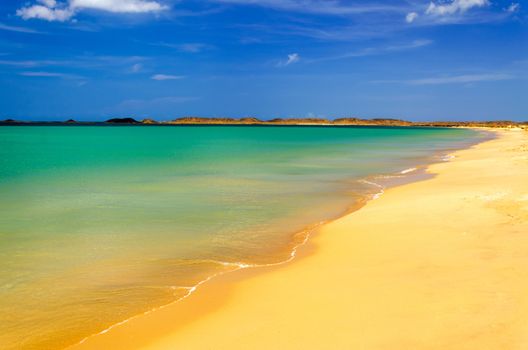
73, 129, 528, 350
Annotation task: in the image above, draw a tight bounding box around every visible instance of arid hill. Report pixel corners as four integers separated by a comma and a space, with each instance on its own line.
1, 117, 526, 128
161, 117, 526, 128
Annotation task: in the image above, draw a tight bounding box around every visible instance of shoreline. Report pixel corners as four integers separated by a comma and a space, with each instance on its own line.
67, 128, 500, 350
1, 118, 525, 129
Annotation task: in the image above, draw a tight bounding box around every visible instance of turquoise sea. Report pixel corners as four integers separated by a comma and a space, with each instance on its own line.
0, 125, 482, 349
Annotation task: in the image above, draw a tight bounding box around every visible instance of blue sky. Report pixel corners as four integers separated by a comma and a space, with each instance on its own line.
0, 0, 526, 121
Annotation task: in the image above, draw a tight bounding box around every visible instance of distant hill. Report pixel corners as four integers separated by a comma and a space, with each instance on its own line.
106, 118, 140, 124
1, 117, 526, 128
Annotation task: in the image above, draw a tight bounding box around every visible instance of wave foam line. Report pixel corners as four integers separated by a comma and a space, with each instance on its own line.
73, 221, 326, 348
358, 179, 385, 200
400, 167, 417, 174
73, 164, 427, 348
441, 154, 455, 161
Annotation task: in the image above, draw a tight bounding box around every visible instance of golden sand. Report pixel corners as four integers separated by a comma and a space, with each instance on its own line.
71, 128, 528, 350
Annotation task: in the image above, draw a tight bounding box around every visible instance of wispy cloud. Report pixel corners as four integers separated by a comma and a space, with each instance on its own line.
0, 59, 60, 67
20, 71, 68, 77
0, 22, 43, 34
373, 73, 515, 85
78, 55, 146, 66
405, 0, 503, 25
178, 43, 211, 53
269, 40, 431, 68
151, 74, 185, 80
19, 70, 88, 86
211, 0, 407, 15
130, 63, 142, 73
0, 55, 147, 73
19, 70, 85, 80
234, 0, 514, 43
17, 0, 169, 22
277, 53, 300, 67
70, 55, 146, 70
155, 42, 212, 53
308, 39, 432, 63
506, 3, 520, 13
407, 73, 513, 85
234, 22, 392, 42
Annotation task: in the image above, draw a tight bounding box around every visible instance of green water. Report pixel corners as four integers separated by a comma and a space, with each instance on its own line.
0, 125, 481, 349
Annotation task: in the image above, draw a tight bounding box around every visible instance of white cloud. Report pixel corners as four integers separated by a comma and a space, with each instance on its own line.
406, 11, 418, 23
425, 0, 489, 16
506, 3, 520, 13
286, 53, 300, 65
17, 5, 74, 22
405, 0, 495, 25
408, 73, 512, 85
70, 0, 167, 13
151, 74, 185, 80
17, 0, 168, 22
277, 53, 300, 67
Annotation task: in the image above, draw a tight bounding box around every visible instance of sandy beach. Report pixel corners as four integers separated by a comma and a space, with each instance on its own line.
71, 128, 528, 350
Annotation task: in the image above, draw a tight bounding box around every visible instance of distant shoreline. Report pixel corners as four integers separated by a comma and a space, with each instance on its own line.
1, 117, 526, 128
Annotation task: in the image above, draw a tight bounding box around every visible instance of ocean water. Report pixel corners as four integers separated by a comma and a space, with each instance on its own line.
0, 125, 482, 349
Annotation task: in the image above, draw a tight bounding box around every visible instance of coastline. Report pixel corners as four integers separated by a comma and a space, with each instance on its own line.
0, 125, 483, 350
66, 127, 528, 350
1, 118, 525, 129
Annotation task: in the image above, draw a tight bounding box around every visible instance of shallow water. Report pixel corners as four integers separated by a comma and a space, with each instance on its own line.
0, 125, 482, 349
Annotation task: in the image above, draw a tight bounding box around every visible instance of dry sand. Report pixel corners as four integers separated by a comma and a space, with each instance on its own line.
72, 128, 528, 350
